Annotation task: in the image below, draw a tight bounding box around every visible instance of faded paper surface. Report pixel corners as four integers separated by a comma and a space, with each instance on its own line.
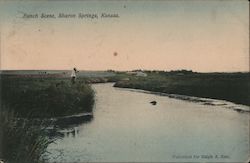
0, 0, 249, 163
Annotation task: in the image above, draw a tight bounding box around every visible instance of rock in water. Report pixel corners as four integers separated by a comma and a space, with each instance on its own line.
150, 101, 157, 105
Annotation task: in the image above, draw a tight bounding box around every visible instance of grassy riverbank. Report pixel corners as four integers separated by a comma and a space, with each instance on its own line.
113, 71, 250, 106
0, 74, 95, 162
1, 75, 95, 118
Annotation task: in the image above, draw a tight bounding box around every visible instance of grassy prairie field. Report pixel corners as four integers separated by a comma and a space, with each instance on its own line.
1, 70, 249, 115
113, 71, 250, 106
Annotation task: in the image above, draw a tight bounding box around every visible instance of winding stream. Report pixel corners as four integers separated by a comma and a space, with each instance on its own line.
47, 83, 249, 162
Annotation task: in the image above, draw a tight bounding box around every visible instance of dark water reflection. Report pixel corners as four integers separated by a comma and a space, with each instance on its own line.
47, 113, 93, 138
54, 113, 93, 128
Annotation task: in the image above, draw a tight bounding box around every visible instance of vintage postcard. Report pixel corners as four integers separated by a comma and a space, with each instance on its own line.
0, 0, 249, 163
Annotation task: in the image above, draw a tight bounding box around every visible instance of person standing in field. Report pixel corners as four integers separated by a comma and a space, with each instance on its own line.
71, 68, 79, 84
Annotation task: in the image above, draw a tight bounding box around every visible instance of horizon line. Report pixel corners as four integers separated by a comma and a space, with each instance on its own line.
0, 69, 249, 73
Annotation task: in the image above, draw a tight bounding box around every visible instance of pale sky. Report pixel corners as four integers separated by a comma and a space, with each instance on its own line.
0, 0, 249, 72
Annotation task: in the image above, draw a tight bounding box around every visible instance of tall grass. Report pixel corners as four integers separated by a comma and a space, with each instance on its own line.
0, 75, 96, 162
1, 76, 95, 118
0, 109, 56, 163
114, 71, 250, 106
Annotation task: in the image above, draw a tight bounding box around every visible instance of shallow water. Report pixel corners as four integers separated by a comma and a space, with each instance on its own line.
47, 83, 249, 162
